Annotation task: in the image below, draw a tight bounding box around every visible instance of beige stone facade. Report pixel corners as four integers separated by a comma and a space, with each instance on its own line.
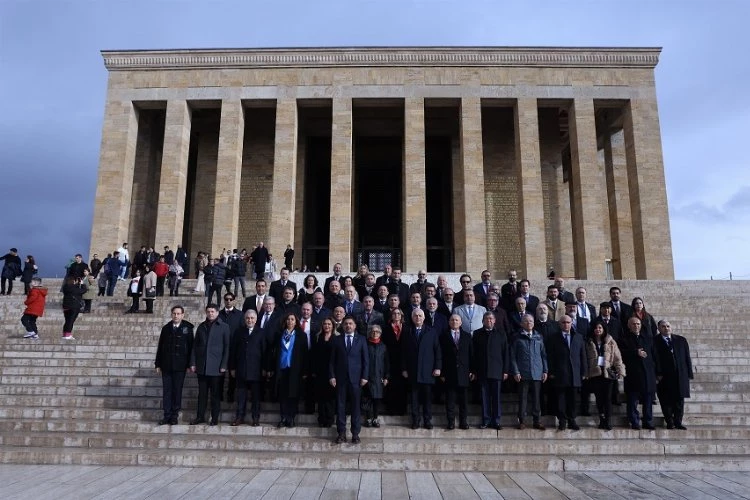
90, 46, 675, 280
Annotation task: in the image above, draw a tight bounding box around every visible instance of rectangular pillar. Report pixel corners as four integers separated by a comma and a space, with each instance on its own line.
154, 100, 192, 249
514, 98, 547, 281
456, 97, 487, 274
568, 98, 608, 279
268, 99, 299, 265
604, 129, 637, 279
329, 97, 353, 271
89, 99, 138, 257
210, 100, 245, 258
403, 97, 427, 272
623, 99, 674, 279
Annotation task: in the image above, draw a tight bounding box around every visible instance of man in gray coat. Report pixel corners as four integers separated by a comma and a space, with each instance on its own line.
510, 314, 548, 430
190, 304, 231, 425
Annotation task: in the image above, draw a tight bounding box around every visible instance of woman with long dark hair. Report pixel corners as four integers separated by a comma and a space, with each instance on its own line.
269, 312, 309, 428
312, 317, 336, 427
61, 276, 86, 340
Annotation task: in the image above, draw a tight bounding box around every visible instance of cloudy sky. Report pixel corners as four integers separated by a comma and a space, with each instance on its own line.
1, 0, 748, 279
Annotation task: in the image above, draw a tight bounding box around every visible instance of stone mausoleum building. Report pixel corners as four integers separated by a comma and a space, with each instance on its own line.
90, 46, 674, 280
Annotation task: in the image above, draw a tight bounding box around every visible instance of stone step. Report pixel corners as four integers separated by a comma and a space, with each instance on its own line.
557, 454, 750, 472
2, 419, 748, 440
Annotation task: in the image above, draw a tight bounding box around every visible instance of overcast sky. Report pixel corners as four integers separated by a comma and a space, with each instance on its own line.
1, 0, 748, 279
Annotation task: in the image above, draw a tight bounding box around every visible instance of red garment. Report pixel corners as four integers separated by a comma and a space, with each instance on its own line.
391, 323, 401, 341
24, 287, 48, 317
368, 336, 382, 345
153, 262, 170, 278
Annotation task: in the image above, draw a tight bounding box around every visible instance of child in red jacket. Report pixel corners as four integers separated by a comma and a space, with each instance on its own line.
22, 277, 47, 340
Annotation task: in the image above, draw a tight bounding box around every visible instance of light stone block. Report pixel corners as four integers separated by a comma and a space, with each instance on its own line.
403, 97, 427, 272
268, 99, 299, 263
328, 98, 353, 271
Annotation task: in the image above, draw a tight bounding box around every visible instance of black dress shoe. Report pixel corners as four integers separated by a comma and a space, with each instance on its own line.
351, 435, 361, 444
287, 419, 296, 428
424, 422, 433, 430
494, 424, 503, 431
189, 418, 206, 425
459, 422, 470, 430
631, 424, 641, 430
675, 424, 687, 430
411, 422, 420, 430
666, 424, 675, 430
169, 418, 178, 425
363, 419, 372, 428
335, 434, 346, 444
569, 421, 580, 431
209, 420, 218, 426
231, 418, 243, 426
371, 420, 380, 428
557, 423, 566, 431
479, 423, 489, 429
642, 423, 655, 430
251, 419, 260, 426
447, 422, 455, 430
277, 420, 286, 428
158, 418, 170, 425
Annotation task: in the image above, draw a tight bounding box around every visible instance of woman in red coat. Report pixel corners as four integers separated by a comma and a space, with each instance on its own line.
153, 256, 170, 297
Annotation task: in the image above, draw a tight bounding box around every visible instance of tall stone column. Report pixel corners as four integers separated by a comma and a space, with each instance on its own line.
623, 98, 675, 279
403, 97, 427, 272
604, 129, 637, 279
268, 99, 299, 265
329, 97, 353, 271
568, 98, 607, 279
210, 100, 245, 258
154, 100, 192, 249
89, 99, 138, 257
514, 98, 547, 281
456, 97, 487, 274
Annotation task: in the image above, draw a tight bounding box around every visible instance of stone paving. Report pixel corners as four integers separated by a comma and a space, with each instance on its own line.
2, 465, 749, 499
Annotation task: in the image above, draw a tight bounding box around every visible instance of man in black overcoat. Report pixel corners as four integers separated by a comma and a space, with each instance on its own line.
189, 304, 231, 425
401, 309, 442, 429
440, 314, 474, 430
472, 311, 510, 430
621, 316, 657, 430
655, 320, 694, 429
154, 305, 194, 425
546, 314, 587, 431
230, 310, 266, 426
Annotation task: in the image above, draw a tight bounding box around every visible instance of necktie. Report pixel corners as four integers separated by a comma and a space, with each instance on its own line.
416, 328, 421, 339
346, 335, 352, 350
579, 303, 586, 319
262, 313, 269, 328
301, 318, 307, 332
484, 284, 488, 294
614, 302, 620, 315
468, 306, 474, 322
365, 313, 370, 323
281, 280, 286, 287
257, 296, 262, 310
453, 331, 459, 346
347, 302, 352, 314
564, 333, 570, 348
665, 336, 673, 351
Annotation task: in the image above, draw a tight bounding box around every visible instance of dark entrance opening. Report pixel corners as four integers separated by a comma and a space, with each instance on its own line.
425, 136, 454, 271
302, 135, 332, 271
354, 136, 403, 271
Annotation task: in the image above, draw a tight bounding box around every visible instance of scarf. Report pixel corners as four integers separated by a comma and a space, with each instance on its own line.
392, 323, 401, 341
368, 337, 382, 345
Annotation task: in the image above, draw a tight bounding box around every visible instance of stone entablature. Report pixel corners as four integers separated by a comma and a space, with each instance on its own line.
102, 47, 660, 70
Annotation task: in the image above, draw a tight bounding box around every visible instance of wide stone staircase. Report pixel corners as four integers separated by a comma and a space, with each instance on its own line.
0, 277, 749, 471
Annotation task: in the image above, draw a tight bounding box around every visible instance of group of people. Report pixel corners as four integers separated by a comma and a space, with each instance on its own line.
154, 266, 695, 443
1, 247, 38, 296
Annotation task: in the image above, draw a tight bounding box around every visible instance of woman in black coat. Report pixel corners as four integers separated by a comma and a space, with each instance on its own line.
364, 325, 389, 427
230, 310, 266, 426
21, 255, 38, 295
312, 317, 336, 427
297, 274, 322, 305
61, 277, 86, 340
268, 312, 309, 427
381, 308, 409, 415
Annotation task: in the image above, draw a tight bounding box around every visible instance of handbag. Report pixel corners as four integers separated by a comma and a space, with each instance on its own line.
145, 287, 156, 298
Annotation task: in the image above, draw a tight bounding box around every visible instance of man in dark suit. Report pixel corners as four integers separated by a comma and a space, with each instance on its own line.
250, 242, 269, 280
277, 286, 302, 318
324, 280, 344, 311
472, 269, 493, 307
387, 268, 410, 305
155, 305, 194, 425
609, 286, 633, 322
655, 320, 693, 429
374, 264, 392, 288
269, 268, 297, 302
621, 316, 657, 430
401, 309, 442, 429
517, 280, 540, 315
355, 296, 384, 337
485, 293, 510, 336
500, 270, 519, 313
509, 296, 529, 336
440, 314, 474, 430
565, 302, 590, 339
574, 287, 596, 322
373, 285, 390, 315
189, 304, 231, 426
472, 311, 510, 429
329, 316, 369, 444
356, 273, 378, 300
554, 277, 575, 304
597, 302, 623, 344
453, 274, 473, 306
220, 292, 244, 403
229, 310, 266, 426
257, 297, 282, 343
324, 262, 345, 291
241, 278, 269, 314
311, 292, 331, 323
342, 286, 364, 316
546, 314, 587, 431
409, 269, 432, 297
440, 289, 458, 317
424, 297, 448, 332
